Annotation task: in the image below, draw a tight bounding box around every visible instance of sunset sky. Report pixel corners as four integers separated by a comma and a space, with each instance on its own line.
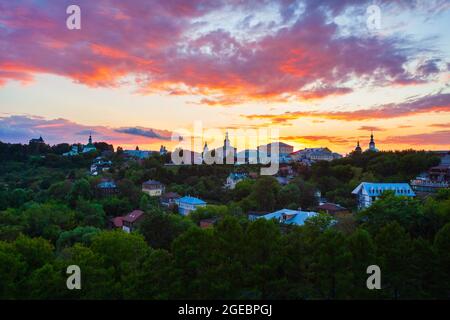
0, 0, 449, 154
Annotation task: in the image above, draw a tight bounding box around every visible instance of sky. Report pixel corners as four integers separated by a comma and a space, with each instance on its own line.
0, 0, 449, 154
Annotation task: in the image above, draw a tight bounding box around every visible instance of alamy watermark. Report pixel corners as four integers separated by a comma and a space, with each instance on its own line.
170, 121, 280, 175
66, 5, 81, 30
66, 265, 81, 290
366, 265, 381, 290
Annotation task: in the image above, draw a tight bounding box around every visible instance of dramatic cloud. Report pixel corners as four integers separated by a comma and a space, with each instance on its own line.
382, 130, 450, 146
115, 127, 171, 140
243, 92, 450, 123
0, 115, 173, 148
0, 0, 447, 105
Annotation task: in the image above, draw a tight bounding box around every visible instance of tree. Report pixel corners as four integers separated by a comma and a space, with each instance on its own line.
434, 223, 450, 298
347, 228, 378, 298
124, 249, 181, 299
90, 230, 149, 294
59, 244, 115, 299
139, 210, 194, 250
68, 179, 92, 204
278, 184, 301, 209
75, 200, 106, 228
311, 229, 352, 299
172, 228, 224, 299
375, 222, 413, 299
13, 235, 54, 274
357, 192, 422, 236
56, 226, 100, 250
244, 219, 282, 299
250, 176, 280, 211
0, 241, 26, 298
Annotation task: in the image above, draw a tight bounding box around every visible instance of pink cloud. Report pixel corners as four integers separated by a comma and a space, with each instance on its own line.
0, 0, 447, 104
0, 115, 173, 149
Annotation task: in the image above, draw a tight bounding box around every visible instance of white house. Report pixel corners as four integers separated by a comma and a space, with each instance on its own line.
257, 208, 318, 226
352, 182, 415, 209
142, 180, 165, 197
176, 196, 206, 216
224, 173, 247, 189
63, 145, 80, 156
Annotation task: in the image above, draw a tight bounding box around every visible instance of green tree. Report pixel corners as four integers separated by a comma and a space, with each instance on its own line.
375, 222, 413, 299
139, 210, 194, 250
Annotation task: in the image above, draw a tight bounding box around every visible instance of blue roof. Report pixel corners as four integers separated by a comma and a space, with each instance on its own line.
259, 209, 318, 226
229, 173, 247, 179
97, 181, 117, 189
177, 196, 206, 205
352, 182, 415, 197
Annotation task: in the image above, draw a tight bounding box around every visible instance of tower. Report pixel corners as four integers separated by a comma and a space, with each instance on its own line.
88, 133, 93, 145
355, 140, 362, 153
365, 131, 379, 152
224, 131, 231, 149
369, 131, 376, 151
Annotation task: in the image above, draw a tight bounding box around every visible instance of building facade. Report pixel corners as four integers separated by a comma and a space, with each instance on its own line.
176, 196, 206, 216
142, 180, 165, 197
258, 142, 294, 163
352, 182, 415, 209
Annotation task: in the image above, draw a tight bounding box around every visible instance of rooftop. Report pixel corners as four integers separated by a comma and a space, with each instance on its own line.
352, 182, 415, 197
177, 196, 206, 205
122, 210, 144, 223
142, 179, 164, 186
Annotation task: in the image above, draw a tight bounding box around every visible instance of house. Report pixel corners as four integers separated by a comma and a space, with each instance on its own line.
199, 217, 218, 229
90, 156, 112, 175
96, 179, 118, 197
258, 142, 294, 163
160, 145, 168, 156
110, 216, 124, 229
122, 210, 144, 233
142, 180, 165, 197
124, 149, 155, 159
176, 196, 206, 216
352, 182, 415, 209
29, 136, 45, 144
290, 147, 342, 163
63, 144, 80, 156
224, 173, 248, 189
316, 202, 349, 217
410, 163, 450, 195
160, 192, 181, 208
428, 165, 450, 182
257, 209, 318, 226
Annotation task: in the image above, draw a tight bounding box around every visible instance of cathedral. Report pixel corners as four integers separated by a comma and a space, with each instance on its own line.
354, 132, 378, 153
202, 131, 236, 163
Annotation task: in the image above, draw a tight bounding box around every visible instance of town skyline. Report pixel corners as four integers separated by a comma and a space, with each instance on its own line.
1, 0, 449, 154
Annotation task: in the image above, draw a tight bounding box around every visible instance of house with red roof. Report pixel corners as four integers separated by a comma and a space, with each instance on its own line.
121, 210, 144, 233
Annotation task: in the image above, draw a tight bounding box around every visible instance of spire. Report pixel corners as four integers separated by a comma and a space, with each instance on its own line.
88, 132, 92, 145
355, 140, 362, 152
224, 131, 230, 148
370, 130, 374, 143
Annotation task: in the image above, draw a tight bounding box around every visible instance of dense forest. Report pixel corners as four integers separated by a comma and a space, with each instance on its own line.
0, 141, 449, 299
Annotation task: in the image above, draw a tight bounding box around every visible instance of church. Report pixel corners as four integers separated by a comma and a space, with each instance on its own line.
82, 134, 97, 153
354, 132, 378, 153
203, 131, 237, 164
